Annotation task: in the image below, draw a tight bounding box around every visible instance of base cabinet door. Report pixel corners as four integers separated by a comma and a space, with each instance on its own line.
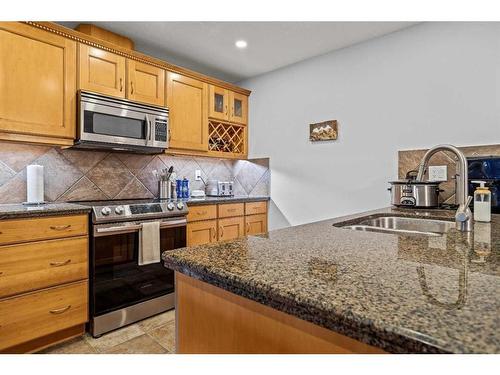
0, 22, 76, 142
187, 220, 217, 246
245, 214, 268, 235
166, 72, 208, 151
78, 44, 126, 98
127, 60, 165, 106
218, 217, 245, 241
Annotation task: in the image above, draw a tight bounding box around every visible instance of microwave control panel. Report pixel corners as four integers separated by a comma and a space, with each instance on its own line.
155, 119, 168, 143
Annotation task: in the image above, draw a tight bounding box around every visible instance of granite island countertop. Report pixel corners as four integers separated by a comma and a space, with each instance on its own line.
163, 207, 500, 354
0, 202, 91, 220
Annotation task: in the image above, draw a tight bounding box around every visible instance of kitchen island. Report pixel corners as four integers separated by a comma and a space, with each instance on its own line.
162, 207, 499, 354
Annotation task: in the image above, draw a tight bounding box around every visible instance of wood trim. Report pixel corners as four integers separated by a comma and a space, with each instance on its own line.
175, 273, 386, 354
25, 22, 251, 96
0, 324, 85, 354
76, 23, 134, 50
0, 132, 74, 146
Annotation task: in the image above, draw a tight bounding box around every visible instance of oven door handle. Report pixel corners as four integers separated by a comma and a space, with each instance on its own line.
94, 218, 187, 237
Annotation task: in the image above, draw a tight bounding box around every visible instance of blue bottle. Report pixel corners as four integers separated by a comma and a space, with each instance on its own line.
176, 179, 182, 199
182, 178, 189, 198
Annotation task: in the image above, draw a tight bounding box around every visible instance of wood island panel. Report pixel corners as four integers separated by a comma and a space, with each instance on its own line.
175, 272, 386, 354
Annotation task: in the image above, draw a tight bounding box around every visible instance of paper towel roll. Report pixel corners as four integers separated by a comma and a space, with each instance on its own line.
27, 165, 44, 203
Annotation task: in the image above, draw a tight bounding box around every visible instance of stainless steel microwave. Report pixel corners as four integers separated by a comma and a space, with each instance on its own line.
74, 90, 169, 154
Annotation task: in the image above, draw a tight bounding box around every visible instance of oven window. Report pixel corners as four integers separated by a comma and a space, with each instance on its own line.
92, 226, 186, 316
84, 111, 146, 139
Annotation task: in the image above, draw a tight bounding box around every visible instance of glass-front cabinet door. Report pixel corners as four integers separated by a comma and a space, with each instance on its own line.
229, 91, 248, 125
209, 85, 229, 121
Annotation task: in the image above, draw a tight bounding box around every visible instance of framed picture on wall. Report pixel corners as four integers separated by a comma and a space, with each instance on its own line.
309, 120, 338, 142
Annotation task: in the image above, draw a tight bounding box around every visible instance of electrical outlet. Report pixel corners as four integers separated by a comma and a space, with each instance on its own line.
428, 165, 447, 182
195, 170, 202, 181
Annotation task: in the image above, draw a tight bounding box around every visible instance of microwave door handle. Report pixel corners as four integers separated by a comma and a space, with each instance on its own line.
145, 116, 152, 146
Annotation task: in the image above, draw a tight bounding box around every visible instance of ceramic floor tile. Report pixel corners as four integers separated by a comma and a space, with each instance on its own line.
39, 337, 97, 354
147, 321, 175, 352
84, 324, 145, 352
103, 334, 167, 354
138, 310, 175, 333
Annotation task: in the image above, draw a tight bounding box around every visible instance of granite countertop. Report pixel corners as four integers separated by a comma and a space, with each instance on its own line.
0, 202, 91, 220
183, 195, 269, 206
163, 207, 500, 354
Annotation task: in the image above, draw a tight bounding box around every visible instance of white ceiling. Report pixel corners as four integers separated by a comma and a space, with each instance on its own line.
59, 22, 418, 83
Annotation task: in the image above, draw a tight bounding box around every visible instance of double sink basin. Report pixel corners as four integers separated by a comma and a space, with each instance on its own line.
338, 216, 455, 237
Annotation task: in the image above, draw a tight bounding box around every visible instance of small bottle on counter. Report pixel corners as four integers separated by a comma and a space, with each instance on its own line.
182, 178, 190, 199
176, 179, 182, 199
472, 180, 491, 222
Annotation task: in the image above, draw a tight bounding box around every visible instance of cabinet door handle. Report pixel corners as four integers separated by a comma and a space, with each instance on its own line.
246, 223, 250, 233
232, 107, 234, 117
49, 305, 71, 315
168, 128, 172, 141
213, 227, 217, 240
131, 81, 134, 94
50, 225, 71, 231
219, 226, 224, 238
225, 104, 228, 115
120, 78, 123, 92
49, 259, 71, 267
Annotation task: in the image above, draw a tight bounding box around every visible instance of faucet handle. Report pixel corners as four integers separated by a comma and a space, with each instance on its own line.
465, 195, 473, 208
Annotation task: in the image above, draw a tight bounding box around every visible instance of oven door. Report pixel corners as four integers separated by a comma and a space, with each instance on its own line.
80, 99, 155, 149
90, 218, 186, 317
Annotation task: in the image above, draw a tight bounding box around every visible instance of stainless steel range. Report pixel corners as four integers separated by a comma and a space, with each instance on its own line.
78, 199, 188, 337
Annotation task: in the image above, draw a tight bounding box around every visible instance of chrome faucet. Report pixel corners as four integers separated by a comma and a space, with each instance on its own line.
416, 144, 473, 232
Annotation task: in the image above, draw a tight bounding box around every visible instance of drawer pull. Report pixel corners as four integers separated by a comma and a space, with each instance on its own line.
227, 208, 236, 212
197, 211, 208, 215
49, 259, 72, 267
49, 305, 71, 315
50, 225, 71, 231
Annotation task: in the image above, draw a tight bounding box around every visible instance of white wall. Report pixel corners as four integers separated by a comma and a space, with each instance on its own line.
239, 22, 500, 230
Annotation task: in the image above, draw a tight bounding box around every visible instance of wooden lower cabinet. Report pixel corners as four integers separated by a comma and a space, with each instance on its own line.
0, 281, 88, 352
187, 201, 268, 245
218, 216, 245, 241
175, 273, 385, 354
187, 219, 218, 246
245, 214, 268, 235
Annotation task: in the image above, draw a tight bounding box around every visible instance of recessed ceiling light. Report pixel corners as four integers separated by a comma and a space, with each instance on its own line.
235, 40, 247, 49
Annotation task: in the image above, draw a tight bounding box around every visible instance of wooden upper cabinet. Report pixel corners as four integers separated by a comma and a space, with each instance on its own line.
166, 72, 208, 151
0, 22, 76, 142
78, 44, 126, 98
209, 85, 229, 121
127, 60, 165, 106
229, 91, 248, 125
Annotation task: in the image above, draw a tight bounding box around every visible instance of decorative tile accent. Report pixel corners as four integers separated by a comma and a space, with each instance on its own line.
0, 141, 270, 204
87, 154, 134, 198
398, 143, 500, 205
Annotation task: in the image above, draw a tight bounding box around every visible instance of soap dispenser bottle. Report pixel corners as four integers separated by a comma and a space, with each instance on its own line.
471, 180, 491, 222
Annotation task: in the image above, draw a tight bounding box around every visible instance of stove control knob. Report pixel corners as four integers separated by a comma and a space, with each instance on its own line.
167, 202, 175, 211
101, 207, 111, 216
115, 206, 124, 215
176, 202, 184, 210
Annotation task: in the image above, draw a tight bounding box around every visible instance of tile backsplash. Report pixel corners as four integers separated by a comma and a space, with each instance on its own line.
398, 143, 500, 204
0, 141, 270, 204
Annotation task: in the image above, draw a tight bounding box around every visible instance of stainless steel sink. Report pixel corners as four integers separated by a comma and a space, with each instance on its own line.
340, 216, 455, 237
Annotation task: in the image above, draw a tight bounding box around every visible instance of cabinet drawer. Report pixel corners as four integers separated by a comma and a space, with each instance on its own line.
187, 220, 218, 246
245, 201, 268, 215
0, 215, 88, 245
0, 281, 88, 351
187, 205, 217, 222
0, 237, 88, 298
218, 203, 244, 218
